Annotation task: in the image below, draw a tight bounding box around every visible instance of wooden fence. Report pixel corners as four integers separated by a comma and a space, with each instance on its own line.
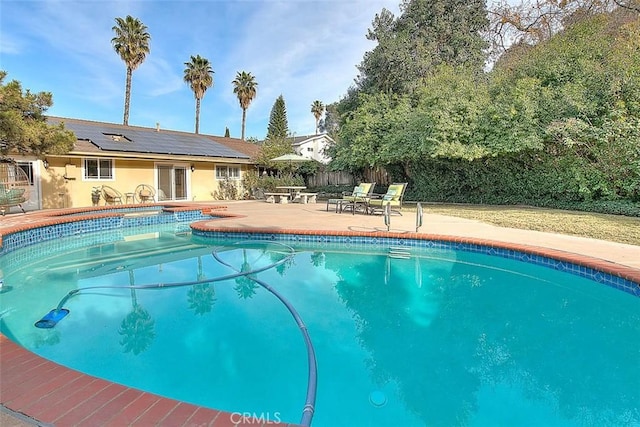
306, 167, 391, 188
306, 170, 354, 187
362, 168, 391, 186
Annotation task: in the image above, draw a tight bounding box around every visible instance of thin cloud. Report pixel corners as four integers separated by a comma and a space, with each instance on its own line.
1, 0, 399, 139
0, 34, 22, 55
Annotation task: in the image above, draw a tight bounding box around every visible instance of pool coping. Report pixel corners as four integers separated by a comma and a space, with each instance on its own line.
1, 203, 639, 426
190, 221, 640, 293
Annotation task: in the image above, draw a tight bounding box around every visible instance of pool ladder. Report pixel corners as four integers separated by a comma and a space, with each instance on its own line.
388, 247, 411, 259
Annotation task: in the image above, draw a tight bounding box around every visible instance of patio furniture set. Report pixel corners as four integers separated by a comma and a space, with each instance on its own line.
264, 186, 318, 204
100, 184, 157, 205
326, 182, 408, 215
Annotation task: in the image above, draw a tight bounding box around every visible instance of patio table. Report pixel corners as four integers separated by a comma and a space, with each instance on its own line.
276, 186, 307, 202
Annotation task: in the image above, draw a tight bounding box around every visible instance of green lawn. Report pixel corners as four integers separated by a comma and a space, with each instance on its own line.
410, 203, 640, 246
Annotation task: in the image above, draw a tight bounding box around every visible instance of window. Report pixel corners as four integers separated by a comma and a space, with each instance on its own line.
307, 147, 313, 152
216, 166, 240, 180
84, 158, 113, 180
17, 162, 34, 185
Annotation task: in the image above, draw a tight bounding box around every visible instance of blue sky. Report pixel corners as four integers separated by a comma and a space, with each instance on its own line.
1, 0, 400, 140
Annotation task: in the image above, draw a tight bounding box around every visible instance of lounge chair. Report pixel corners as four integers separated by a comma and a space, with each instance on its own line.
134, 184, 156, 203
367, 183, 408, 215
101, 185, 124, 205
326, 183, 369, 213
338, 182, 376, 214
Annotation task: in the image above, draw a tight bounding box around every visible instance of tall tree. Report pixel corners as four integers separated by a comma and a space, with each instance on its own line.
183, 55, 214, 134
0, 72, 75, 157
255, 95, 293, 167
319, 102, 340, 137
310, 100, 324, 134
111, 15, 151, 126
266, 95, 289, 140
488, 0, 639, 60
232, 71, 258, 140
357, 0, 489, 95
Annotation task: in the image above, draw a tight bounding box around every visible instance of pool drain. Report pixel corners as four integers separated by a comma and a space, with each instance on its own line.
369, 390, 387, 407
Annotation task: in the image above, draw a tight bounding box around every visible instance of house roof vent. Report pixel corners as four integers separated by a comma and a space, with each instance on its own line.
103, 133, 131, 143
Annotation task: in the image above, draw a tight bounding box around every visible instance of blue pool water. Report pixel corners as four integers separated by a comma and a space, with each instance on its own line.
0, 222, 639, 426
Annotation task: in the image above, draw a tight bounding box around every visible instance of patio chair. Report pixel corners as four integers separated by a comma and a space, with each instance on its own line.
0, 160, 29, 215
338, 182, 376, 214
0, 186, 26, 215
326, 185, 365, 212
327, 183, 374, 213
367, 183, 408, 215
101, 185, 124, 205
134, 184, 156, 203
157, 188, 169, 201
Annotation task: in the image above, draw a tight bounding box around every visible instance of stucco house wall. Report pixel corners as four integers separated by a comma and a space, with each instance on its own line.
39, 117, 260, 209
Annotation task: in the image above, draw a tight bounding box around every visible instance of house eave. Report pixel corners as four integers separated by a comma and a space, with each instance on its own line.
48, 150, 254, 165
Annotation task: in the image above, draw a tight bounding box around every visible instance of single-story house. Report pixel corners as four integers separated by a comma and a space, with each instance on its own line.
7, 117, 262, 212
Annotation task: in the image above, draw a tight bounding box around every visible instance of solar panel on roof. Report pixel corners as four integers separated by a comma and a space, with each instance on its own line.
49, 119, 249, 159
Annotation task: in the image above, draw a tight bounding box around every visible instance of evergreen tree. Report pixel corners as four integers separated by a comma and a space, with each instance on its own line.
319, 102, 340, 137
0, 72, 76, 157
224, 127, 230, 137
357, 0, 489, 95
266, 95, 289, 140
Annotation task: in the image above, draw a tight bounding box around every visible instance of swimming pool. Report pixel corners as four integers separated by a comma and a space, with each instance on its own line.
0, 219, 638, 426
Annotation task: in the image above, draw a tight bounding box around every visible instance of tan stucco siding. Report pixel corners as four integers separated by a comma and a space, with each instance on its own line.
41, 156, 251, 207
190, 162, 214, 201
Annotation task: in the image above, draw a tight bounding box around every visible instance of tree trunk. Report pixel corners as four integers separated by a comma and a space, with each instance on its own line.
124, 67, 133, 126
241, 108, 247, 140
195, 97, 201, 134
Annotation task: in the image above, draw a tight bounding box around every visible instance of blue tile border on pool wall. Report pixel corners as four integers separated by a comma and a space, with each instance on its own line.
1, 216, 637, 298
191, 229, 640, 298
0, 210, 214, 255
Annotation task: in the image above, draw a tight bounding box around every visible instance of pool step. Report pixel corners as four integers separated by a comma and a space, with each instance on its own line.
388, 247, 411, 259
123, 210, 161, 218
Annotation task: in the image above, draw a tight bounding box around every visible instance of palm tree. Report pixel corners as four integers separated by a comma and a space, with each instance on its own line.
232, 71, 258, 140
234, 249, 258, 299
184, 55, 214, 134
311, 100, 324, 134
118, 270, 155, 355
187, 257, 216, 315
111, 15, 151, 126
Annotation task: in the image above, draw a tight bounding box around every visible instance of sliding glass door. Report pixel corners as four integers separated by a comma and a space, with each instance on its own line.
157, 164, 188, 201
